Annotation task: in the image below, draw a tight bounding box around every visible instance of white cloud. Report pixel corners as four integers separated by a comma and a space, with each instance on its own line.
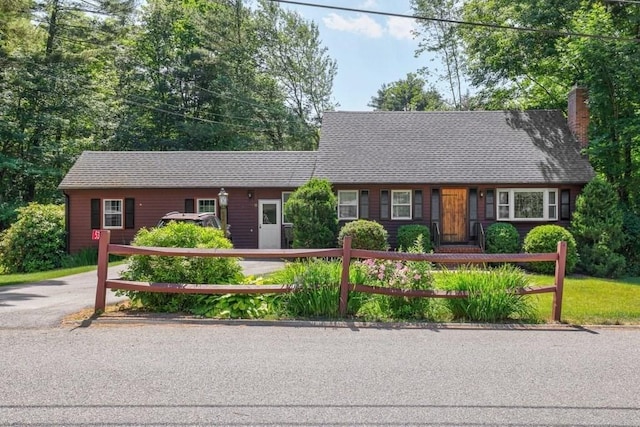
322, 13, 384, 38
386, 16, 416, 40
359, 0, 378, 9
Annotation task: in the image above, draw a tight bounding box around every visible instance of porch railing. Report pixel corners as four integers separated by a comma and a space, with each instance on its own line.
474, 222, 486, 251
431, 222, 441, 249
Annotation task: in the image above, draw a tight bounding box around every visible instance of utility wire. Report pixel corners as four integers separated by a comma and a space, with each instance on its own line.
267, 0, 640, 43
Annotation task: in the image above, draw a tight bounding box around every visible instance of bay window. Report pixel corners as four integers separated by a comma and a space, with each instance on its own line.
497, 189, 558, 221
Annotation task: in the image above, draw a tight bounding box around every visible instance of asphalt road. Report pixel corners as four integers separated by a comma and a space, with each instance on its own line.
0, 260, 284, 329
1, 262, 639, 426
1, 324, 639, 426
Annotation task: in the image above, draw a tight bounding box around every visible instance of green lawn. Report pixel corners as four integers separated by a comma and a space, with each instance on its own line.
3, 263, 640, 326
0, 265, 100, 287
527, 274, 640, 325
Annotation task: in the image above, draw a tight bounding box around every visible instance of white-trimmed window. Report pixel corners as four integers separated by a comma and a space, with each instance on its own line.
282, 191, 293, 224
198, 199, 216, 214
497, 189, 558, 221
103, 199, 123, 229
392, 190, 412, 220
338, 190, 358, 220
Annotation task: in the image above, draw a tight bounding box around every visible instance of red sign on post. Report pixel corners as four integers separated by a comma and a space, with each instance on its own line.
91, 229, 101, 240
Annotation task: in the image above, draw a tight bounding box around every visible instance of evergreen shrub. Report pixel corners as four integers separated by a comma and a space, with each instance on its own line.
570, 176, 626, 277
338, 219, 389, 250
396, 224, 432, 252
284, 178, 338, 248
485, 222, 520, 254
522, 225, 578, 274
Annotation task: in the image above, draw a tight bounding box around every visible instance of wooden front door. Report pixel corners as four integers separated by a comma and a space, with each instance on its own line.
441, 188, 467, 243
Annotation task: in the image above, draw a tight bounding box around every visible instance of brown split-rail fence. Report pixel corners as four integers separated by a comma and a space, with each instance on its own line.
95, 230, 567, 321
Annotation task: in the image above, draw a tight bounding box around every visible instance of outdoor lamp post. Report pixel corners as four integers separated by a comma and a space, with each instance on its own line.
218, 188, 228, 238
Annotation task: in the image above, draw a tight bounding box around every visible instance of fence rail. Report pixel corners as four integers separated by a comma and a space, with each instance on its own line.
95, 230, 567, 321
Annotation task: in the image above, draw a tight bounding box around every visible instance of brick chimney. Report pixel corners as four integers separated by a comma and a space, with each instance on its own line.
567, 86, 589, 148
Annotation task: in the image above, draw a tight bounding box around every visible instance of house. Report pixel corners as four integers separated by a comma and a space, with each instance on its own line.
58, 87, 594, 253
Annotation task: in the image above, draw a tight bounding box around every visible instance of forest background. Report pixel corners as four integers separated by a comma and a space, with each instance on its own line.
0, 0, 638, 231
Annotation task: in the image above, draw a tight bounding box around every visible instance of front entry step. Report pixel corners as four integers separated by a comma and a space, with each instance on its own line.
435, 244, 483, 254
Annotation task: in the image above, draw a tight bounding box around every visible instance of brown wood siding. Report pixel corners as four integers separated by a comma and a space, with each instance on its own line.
64, 183, 586, 253
335, 184, 432, 249
63, 187, 300, 253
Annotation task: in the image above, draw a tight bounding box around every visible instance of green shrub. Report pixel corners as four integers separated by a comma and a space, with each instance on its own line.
284, 178, 338, 248
120, 222, 243, 313
571, 176, 626, 277
0, 203, 65, 273
436, 265, 537, 322
620, 207, 640, 276
397, 224, 432, 252
267, 259, 368, 318
522, 225, 578, 274
338, 219, 389, 250
485, 223, 520, 254
578, 244, 626, 279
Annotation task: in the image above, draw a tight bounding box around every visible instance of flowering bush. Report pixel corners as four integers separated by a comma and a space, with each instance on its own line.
355, 254, 437, 321
359, 258, 433, 290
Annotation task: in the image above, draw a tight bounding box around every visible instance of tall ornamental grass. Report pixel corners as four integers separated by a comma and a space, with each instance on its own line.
436, 265, 538, 322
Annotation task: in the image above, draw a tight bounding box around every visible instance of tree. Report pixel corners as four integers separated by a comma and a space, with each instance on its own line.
368, 73, 446, 111
571, 175, 626, 277
411, 0, 468, 110
255, 0, 338, 148
283, 178, 338, 249
0, 0, 135, 227
458, 0, 640, 209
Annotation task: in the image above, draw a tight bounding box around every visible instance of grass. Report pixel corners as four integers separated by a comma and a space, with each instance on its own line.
527, 274, 640, 325
0, 260, 126, 287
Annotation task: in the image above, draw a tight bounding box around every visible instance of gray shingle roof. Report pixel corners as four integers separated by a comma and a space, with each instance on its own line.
314, 110, 594, 185
58, 151, 317, 189
59, 110, 595, 190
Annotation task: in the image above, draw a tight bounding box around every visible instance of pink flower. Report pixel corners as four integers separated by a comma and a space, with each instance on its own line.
378, 273, 385, 280
414, 274, 421, 280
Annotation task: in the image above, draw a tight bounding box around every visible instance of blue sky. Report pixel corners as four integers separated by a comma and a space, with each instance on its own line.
277, 0, 439, 111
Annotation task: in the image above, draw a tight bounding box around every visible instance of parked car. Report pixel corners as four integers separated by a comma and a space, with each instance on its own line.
157, 211, 231, 240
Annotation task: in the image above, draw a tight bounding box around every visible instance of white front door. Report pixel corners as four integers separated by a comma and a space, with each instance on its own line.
259, 199, 281, 249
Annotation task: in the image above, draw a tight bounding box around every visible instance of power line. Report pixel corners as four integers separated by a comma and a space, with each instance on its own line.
267, 0, 640, 43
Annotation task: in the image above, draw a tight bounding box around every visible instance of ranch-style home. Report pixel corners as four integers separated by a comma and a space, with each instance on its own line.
58, 87, 594, 253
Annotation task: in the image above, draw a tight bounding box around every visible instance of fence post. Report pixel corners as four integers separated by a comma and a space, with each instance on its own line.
552, 240, 567, 322
95, 230, 111, 312
339, 236, 352, 317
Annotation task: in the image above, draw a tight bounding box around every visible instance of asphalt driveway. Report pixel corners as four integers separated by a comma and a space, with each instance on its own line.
0, 260, 284, 329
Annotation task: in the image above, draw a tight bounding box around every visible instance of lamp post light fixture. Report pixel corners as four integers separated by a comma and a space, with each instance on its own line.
218, 188, 228, 238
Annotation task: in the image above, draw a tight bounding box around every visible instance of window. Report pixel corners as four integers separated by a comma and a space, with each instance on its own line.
338, 190, 358, 220
103, 199, 123, 229
360, 190, 369, 219
431, 189, 440, 223
497, 189, 558, 221
198, 199, 216, 214
282, 191, 293, 224
469, 189, 478, 237
392, 190, 412, 220
561, 190, 570, 220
